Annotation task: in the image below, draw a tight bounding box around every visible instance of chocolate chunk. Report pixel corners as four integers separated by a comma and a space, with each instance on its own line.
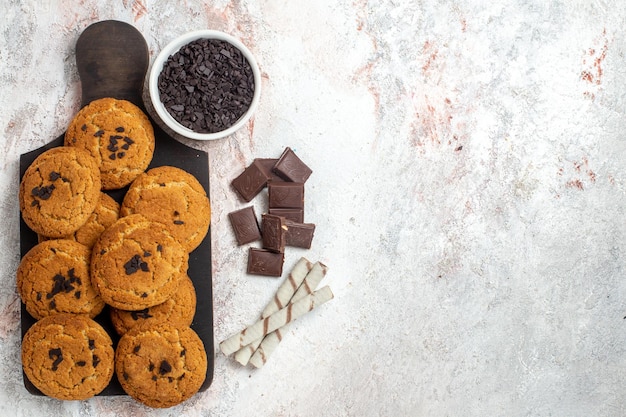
273, 147, 312, 183
131, 308, 153, 320
228, 206, 261, 245
261, 214, 287, 253
268, 182, 304, 209
254, 158, 283, 184
92, 355, 100, 368
116, 126, 125, 132
157, 244, 163, 252
117, 152, 125, 158
159, 360, 172, 374
268, 208, 304, 223
133, 345, 141, 353
247, 248, 284, 277
49, 348, 63, 370
109, 153, 117, 160
157, 38, 255, 133
89, 339, 95, 350
124, 254, 148, 275
76, 361, 86, 367
180, 349, 186, 357
124, 372, 130, 380
173, 220, 185, 225
285, 220, 316, 249
49, 171, 61, 181
49, 300, 56, 310
152, 375, 157, 381
123, 136, 134, 145
81, 124, 87, 131
31, 184, 55, 200
143, 251, 152, 257
231, 160, 271, 202
74, 291, 81, 299
94, 130, 105, 137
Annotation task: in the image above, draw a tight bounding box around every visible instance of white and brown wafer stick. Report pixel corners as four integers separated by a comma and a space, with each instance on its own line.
234, 257, 313, 365
248, 261, 328, 367
220, 286, 334, 356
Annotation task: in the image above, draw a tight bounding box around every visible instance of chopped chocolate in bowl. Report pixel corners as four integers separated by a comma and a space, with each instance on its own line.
157, 38, 255, 134
148, 30, 261, 141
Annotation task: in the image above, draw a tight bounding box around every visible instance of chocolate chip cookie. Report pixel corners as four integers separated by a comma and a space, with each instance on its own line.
90, 214, 188, 310
19, 146, 101, 238
109, 274, 197, 336
21, 313, 114, 400
17, 239, 105, 319
120, 166, 211, 252
115, 322, 207, 408
64, 97, 155, 190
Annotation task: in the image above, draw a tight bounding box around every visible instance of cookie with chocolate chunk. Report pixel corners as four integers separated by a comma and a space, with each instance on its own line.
19, 146, 101, 238
17, 239, 105, 320
115, 322, 207, 408
120, 166, 211, 252
91, 214, 188, 310
39, 192, 120, 248
109, 274, 197, 336
21, 313, 114, 400
64, 97, 155, 190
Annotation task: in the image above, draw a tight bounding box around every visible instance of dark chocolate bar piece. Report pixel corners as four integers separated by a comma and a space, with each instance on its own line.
262, 214, 287, 253
228, 206, 261, 245
268, 208, 304, 223
268, 181, 304, 209
231, 160, 270, 202
254, 158, 283, 184
285, 220, 316, 249
247, 248, 284, 277
273, 147, 312, 183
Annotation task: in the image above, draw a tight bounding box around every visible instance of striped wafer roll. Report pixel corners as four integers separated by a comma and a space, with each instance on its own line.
220, 286, 334, 356
248, 261, 329, 367
234, 257, 313, 365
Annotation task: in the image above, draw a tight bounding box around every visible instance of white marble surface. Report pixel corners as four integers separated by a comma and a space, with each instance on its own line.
1, 1, 626, 416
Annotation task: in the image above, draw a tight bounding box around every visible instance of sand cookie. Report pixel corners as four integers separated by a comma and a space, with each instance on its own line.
19, 146, 101, 238
64, 97, 155, 190
39, 192, 120, 248
121, 166, 211, 252
21, 313, 114, 400
115, 322, 207, 408
17, 239, 105, 320
91, 214, 188, 310
110, 274, 197, 336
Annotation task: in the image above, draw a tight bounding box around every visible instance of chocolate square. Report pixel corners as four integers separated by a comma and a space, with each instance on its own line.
228, 206, 261, 245
285, 220, 316, 249
261, 214, 287, 253
273, 147, 312, 183
268, 208, 304, 223
254, 158, 283, 184
247, 248, 284, 277
268, 182, 304, 209
231, 160, 270, 202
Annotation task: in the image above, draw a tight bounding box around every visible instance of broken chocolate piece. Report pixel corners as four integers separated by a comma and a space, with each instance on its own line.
285, 220, 316, 249
49, 171, 61, 181
261, 214, 287, 253
268, 181, 304, 209
231, 160, 271, 202
228, 206, 261, 245
273, 147, 312, 183
254, 158, 283, 184
247, 248, 284, 277
131, 308, 153, 320
268, 208, 304, 223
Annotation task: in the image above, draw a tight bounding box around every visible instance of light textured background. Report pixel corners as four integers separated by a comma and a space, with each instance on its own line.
1, 1, 626, 416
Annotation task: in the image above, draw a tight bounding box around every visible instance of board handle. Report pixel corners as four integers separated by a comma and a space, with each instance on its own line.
75, 20, 149, 107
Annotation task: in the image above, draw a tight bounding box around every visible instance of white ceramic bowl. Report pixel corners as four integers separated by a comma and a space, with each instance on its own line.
148, 30, 261, 141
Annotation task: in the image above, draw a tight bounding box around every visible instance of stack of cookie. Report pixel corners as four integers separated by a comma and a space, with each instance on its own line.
17, 98, 210, 408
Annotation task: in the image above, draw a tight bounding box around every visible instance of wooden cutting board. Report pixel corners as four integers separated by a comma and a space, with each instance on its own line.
19, 20, 214, 396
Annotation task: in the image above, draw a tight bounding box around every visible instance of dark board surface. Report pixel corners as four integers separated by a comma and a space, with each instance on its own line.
19, 20, 214, 396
